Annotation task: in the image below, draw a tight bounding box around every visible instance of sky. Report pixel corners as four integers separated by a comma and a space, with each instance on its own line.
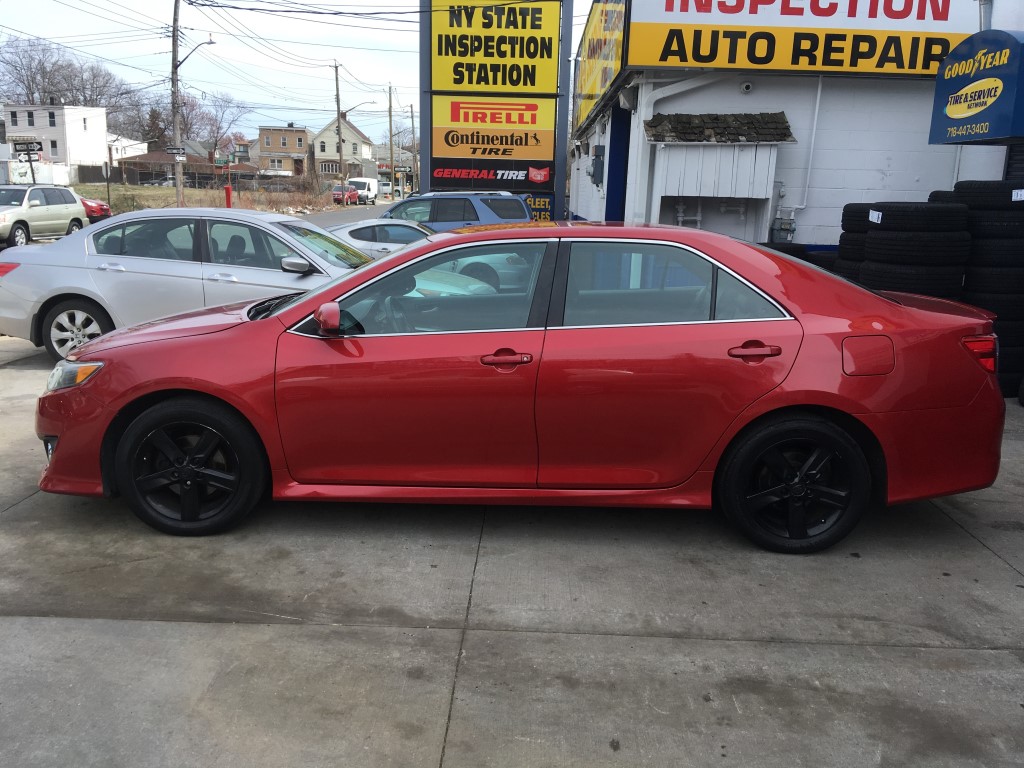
0, 0, 595, 145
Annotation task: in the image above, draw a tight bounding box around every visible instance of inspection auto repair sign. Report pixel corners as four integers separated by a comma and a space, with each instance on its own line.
627, 0, 976, 76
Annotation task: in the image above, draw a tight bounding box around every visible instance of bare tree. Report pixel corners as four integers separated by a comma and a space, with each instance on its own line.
0, 36, 75, 104
201, 91, 251, 153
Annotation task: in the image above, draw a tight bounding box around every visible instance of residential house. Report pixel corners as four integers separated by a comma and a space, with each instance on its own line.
257, 123, 313, 176
107, 133, 149, 166
5, 102, 108, 169
313, 113, 377, 181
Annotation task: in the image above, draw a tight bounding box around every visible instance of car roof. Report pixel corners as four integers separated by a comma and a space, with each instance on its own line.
412, 190, 518, 198
88, 207, 303, 225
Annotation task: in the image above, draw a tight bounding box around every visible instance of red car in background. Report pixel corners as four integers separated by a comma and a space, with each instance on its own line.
70, 191, 111, 223
331, 184, 359, 206
34, 223, 1004, 552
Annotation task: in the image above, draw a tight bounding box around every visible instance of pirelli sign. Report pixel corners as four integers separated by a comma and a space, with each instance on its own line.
627, 0, 977, 76
428, 0, 562, 194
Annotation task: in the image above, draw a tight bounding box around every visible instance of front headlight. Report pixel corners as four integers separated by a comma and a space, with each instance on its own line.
46, 360, 104, 392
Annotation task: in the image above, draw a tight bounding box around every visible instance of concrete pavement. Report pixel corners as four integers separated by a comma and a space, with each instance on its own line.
1, 336, 1022, 767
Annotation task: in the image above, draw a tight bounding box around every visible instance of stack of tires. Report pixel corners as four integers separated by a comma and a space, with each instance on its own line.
855, 202, 971, 301
936, 180, 1024, 399
833, 203, 871, 281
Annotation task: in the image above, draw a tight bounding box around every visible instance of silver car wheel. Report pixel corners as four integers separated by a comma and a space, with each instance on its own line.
49, 308, 106, 358
10, 224, 28, 247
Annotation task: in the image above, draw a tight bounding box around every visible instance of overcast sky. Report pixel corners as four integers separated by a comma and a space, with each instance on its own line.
1, 0, 594, 144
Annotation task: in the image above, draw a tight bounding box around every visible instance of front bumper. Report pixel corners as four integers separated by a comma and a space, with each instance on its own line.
36, 386, 112, 497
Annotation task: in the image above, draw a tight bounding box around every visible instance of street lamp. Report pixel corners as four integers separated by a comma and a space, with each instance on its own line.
171, 23, 215, 206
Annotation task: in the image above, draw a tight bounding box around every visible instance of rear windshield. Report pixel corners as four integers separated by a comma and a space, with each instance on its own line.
349, 180, 368, 190
482, 197, 530, 219
0, 188, 27, 206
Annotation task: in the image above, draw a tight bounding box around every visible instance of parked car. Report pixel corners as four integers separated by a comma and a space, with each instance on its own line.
347, 177, 378, 205
73, 193, 111, 224
34, 224, 1004, 553
0, 184, 87, 248
379, 181, 393, 197
331, 184, 359, 206
381, 190, 532, 232
326, 219, 432, 260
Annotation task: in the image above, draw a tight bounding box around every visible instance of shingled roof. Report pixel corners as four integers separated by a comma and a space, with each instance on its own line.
644, 112, 796, 144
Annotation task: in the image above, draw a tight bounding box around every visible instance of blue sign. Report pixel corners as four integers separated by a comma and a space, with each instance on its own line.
930, 30, 1024, 145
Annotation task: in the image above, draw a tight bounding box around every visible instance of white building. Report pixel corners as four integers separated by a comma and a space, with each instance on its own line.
313, 113, 377, 180
570, 1, 1024, 246
107, 133, 148, 165
5, 103, 108, 168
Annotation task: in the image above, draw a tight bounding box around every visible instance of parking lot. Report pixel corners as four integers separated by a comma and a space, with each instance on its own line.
1, 333, 1022, 767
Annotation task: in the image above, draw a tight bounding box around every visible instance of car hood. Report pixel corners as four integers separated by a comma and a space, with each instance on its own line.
71, 302, 255, 357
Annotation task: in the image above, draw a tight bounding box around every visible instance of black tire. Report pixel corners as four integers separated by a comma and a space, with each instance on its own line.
717, 417, 872, 553
841, 203, 874, 233
460, 262, 500, 290
759, 242, 807, 258
41, 299, 114, 361
1018, 374, 1024, 407
859, 261, 965, 299
838, 232, 867, 262
864, 202, 968, 232
927, 190, 959, 204
66, 220, 83, 235
804, 250, 838, 270
953, 180, 1024, 211
967, 210, 1024, 238
1000, 345, 1024, 373
962, 292, 1024, 319
115, 398, 267, 536
964, 268, 1024, 294
864, 230, 971, 266
831, 257, 863, 281
994, 319, 1024, 347
969, 238, 1024, 267
6, 222, 29, 248
998, 369, 1023, 399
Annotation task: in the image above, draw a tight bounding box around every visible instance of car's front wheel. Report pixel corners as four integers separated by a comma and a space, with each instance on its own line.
6, 223, 29, 248
115, 398, 267, 535
66, 220, 83, 235
716, 416, 871, 553
41, 299, 113, 360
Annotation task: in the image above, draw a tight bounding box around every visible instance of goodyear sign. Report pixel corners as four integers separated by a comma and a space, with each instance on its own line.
432, 95, 556, 160
431, 0, 560, 93
930, 29, 1024, 145
626, 0, 976, 76
574, 0, 626, 131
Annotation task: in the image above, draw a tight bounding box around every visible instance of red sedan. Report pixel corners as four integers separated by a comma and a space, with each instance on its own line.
35, 224, 1004, 552
331, 184, 359, 206
79, 197, 111, 223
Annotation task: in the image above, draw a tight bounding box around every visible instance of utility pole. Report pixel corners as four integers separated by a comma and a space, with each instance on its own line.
409, 103, 417, 195
388, 85, 394, 197
171, 0, 183, 206
334, 62, 343, 180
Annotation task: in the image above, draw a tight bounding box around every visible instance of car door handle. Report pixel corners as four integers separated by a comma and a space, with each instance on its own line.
96, 263, 125, 272
481, 352, 533, 366
728, 343, 782, 358
208, 273, 238, 282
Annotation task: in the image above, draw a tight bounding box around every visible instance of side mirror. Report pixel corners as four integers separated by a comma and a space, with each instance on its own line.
314, 302, 363, 336
281, 255, 314, 274
28, 199, 41, 208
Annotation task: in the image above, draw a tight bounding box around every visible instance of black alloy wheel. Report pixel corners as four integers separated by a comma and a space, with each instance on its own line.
115, 398, 266, 535
718, 417, 871, 553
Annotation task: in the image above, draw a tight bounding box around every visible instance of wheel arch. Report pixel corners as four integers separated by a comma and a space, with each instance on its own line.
100, 389, 272, 498
30, 292, 116, 346
712, 405, 887, 508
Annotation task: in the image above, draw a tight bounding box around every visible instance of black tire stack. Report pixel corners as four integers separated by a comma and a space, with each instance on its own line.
856, 202, 971, 300
942, 180, 1024, 397
834, 203, 871, 281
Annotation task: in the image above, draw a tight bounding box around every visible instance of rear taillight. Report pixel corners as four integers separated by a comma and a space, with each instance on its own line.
0, 263, 19, 278
962, 334, 998, 373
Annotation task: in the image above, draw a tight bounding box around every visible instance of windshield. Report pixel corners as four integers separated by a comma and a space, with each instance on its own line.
274, 221, 374, 270
0, 188, 27, 206
349, 180, 368, 190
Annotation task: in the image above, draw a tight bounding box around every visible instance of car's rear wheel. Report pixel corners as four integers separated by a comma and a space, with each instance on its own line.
115, 398, 267, 536
66, 220, 83, 235
41, 299, 113, 360
7, 223, 28, 248
717, 417, 871, 553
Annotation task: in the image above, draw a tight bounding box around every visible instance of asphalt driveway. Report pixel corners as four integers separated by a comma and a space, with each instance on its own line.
1, 336, 1022, 767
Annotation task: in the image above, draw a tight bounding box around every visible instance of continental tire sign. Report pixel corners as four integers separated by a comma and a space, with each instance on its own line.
428, 0, 562, 195
627, 0, 976, 76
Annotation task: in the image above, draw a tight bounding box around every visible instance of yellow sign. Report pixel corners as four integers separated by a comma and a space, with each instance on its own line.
627, 23, 968, 75
431, 0, 561, 92
432, 95, 555, 160
944, 77, 1004, 120
574, 1, 626, 130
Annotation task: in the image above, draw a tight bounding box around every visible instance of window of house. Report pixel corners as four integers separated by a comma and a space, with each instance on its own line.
264, 135, 271, 147
281, 136, 287, 148
353, 142, 359, 156
9, 111, 16, 126
319, 141, 326, 153
335, 142, 340, 153
27, 111, 35, 127
269, 158, 283, 170
50, 140, 58, 157
296, 137, 303, 149
83, 117, 87, 130
48, 111, 56, 127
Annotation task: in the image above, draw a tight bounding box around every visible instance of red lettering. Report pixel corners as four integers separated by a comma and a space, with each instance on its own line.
811, 0, 838, 15
781, 0, 804, 15
749, 0, 775, 12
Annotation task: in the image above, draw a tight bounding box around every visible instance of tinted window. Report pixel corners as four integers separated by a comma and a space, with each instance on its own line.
435, 198, 478, 223
28, 189, 46, 206
333, 243, 546, 335
209, 221, 304, 270
99, 219, 198, 260
714, 269, 784, 320
564, 242, 713, 327
381, 224, 426, 244
43, 189, 67, 206
0, 188, 27, 206
482, 198, 529, 219
348, 226, 377, 242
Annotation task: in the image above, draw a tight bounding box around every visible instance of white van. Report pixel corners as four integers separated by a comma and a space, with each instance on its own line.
379, 181, 393, 198
347, 177, 378, 205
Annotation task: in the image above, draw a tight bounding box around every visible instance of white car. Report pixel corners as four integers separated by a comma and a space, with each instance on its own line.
326, 219, 432, 260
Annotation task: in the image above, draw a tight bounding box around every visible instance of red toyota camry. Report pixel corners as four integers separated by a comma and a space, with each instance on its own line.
35, 223, 1005, 552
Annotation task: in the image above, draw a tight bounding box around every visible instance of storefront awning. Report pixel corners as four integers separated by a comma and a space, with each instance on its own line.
644, 112, 795, 144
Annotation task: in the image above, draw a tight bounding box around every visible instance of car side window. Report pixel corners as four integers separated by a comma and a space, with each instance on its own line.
349, 226, 377, 243
28, 189, 46, 206
42, 188, 66, 206
435, 198, 478, 223
390, 200, 431, 223
714, 269, 785, 321
119, 219, 197, 261
381, 225, 425, 244
334, 243, 547, 336
59, 189, 77, 204
94, 226, 125, 255
208, 221, 300, 270
563, 242, 713, 327
482, 198, 529, 219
